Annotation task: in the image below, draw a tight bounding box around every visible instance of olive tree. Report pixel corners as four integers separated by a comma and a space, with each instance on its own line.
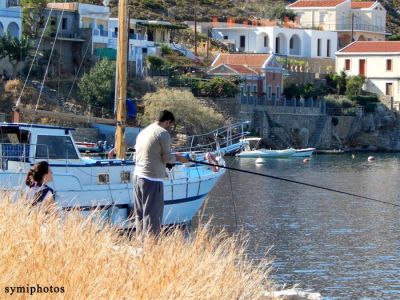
139, 88, 225, 135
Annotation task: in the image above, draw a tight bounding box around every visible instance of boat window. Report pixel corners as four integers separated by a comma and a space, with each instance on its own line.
120, 171, 131, 183
98, 173, 110, 185
36, 135, 79, 159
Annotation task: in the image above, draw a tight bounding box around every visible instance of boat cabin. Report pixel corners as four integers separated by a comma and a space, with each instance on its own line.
0, 123, 80, 170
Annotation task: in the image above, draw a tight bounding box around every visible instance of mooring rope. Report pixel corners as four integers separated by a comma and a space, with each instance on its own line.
188, 159, 400, 208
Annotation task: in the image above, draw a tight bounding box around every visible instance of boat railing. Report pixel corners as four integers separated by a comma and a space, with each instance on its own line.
0, 143, 51, 170
175, 121, 250, 153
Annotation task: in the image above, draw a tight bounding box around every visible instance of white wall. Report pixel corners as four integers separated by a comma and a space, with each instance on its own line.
212, 26, 337, 59
337, 54, 400, 102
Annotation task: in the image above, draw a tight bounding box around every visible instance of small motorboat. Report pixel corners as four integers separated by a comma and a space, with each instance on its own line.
237, 148, 296, 158
292, 148, 315, 158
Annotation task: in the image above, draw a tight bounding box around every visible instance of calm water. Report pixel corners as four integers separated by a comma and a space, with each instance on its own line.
200, 154, 400, 299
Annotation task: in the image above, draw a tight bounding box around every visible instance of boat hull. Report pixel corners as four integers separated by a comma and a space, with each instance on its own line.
0, 163, 223, 226
237, 148, 296, 158
292, 148, 315, 157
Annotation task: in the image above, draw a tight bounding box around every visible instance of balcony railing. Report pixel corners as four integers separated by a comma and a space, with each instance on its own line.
6, 0, 21, 7
93, 29, 109, 37
336, 23, 386, 33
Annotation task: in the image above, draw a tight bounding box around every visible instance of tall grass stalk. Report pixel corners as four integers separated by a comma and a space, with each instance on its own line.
0, 192, 276, 299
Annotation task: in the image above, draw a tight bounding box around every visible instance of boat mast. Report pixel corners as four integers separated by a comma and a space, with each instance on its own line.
115, 0, 128, 159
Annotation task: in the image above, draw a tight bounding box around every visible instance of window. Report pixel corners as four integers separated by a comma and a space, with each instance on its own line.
35, 135, 79, 160
272, 72, 276, 80
240, 35, 246, 48
120, 171, 131, 183
276, 86, 281, 99
386, 83, 393, 96
253, 85, 257, 95
317, 39, 321, 57
62, 18, 67, 30
98, 174, 110, 185
275, 37, 280, 53
359, 59, 366, 76
327, 40, 331, 57
246, 84, 251, 95
386, 59, 392, 71
290, 38, 294, 49
264, 36, 268, 47
224, 35, 228, 40
345, 59, 351, 71
268, 85, 272, 99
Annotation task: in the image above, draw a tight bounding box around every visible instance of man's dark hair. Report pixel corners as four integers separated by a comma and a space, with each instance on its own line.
157, 110, 175, 122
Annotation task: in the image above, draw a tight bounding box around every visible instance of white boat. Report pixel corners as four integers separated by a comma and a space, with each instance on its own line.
0, 123, 238, 226
237, 148, 296, 158
238, 138, 314, 158
292, 148, 315, 157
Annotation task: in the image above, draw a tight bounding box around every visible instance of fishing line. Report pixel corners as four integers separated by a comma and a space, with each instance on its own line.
189, 159, 400, 208
226, 160, 239, 227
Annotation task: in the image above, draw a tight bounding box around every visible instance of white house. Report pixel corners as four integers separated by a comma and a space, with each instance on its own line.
336, 41, 400, 108
212, 25, 337, 59
287, 0, 387, 48
0, 0, 22, 39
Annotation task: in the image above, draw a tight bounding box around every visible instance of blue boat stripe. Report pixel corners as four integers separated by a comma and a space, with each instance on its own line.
165, 194, 206, 205
60, 194, 206, 211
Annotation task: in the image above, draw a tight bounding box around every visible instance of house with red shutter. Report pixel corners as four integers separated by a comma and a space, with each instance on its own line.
208, 53, 285, 103
336, 41, 400, 109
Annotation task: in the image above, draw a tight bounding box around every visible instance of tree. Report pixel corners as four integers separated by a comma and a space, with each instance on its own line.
78, 59, 116, 109
139, 88, 225, 135
21, 0, 49, 39
346, 76, 365, 98
337, 70, 347, 95
0, 35, 31, 76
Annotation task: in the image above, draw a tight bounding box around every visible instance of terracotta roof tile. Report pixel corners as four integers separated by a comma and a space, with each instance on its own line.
213, 53, 270, 68
339, 41, 400, 53
351, 1, 375, 9
288, 0, 346, 8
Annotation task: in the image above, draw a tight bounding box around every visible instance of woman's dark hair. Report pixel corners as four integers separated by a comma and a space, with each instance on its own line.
25, 161, 50, 186
157, 110, 175, 123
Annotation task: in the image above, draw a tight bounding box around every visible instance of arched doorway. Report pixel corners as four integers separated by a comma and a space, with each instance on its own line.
358, 35, 366, 41
289, 34, 301, 55
7, 22, 20, 38
275, 33, 287, 55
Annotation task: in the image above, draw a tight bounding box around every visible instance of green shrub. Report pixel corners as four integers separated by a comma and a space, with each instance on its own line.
197, 77, 238, 98
146, 56, 165, 71
352, 95, 379, 106
161, 44, 173, 56
346, 76, 365, 98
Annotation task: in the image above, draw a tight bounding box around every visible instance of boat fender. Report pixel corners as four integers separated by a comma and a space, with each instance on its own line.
303, 158, 310, 163
205, 152, 219, 172
108, 148, 116, 159
368, 156, 375, 161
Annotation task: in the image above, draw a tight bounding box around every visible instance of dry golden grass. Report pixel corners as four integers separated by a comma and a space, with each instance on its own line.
0, 192, 276, 299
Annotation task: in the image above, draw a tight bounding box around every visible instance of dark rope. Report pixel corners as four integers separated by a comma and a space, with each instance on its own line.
189, 159, 400, 208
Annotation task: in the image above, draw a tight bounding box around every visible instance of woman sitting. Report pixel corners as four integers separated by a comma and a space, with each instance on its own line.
25, 161, 55, 207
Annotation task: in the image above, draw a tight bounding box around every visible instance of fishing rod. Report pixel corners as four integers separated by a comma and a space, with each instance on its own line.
188, 159, 400, 208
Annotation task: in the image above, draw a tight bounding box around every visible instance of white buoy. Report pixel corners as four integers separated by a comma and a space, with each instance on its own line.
255, 157, 266, 164
352, 154, 356, 159
368, 156, 375, 161
303, 158, 310, 163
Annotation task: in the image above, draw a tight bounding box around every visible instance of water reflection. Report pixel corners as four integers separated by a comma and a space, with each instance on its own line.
197, 154, 400, 299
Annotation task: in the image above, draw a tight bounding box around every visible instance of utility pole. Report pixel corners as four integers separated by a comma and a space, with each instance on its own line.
194, 0, 198, 56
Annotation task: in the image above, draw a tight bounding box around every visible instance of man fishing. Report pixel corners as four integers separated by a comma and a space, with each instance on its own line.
133, 110, 188, 234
